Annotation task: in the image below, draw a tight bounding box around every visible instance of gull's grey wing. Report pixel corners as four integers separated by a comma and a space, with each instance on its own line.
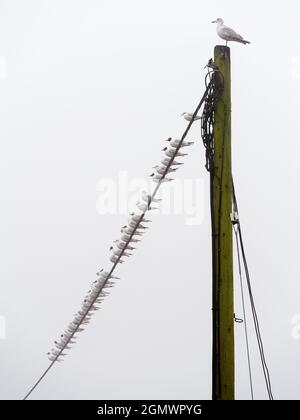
221, 25, 241, 39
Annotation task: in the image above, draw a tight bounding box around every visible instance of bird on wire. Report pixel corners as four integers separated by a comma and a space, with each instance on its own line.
212, 18, 250, 46
181, 112, 202, 122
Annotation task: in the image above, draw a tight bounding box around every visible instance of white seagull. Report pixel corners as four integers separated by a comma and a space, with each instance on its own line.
149, 173, 173, 184
141, 190, 161, 204
181, 112, 201, 122
153, 165, 177, 176
161, 158, 183, 166
166, 138, 194, 148
212, 18, 250, 46
162, 147, 187, 158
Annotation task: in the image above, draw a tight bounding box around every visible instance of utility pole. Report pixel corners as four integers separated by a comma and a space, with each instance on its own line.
211, 45, 234, 400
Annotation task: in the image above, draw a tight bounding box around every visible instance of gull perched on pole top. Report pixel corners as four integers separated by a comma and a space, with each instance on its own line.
212, 18, 250, 46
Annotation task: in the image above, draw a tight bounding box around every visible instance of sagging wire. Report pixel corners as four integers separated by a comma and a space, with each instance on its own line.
232, 210, 254, 400
232, 179, 274, 401
23, 74, 214, 400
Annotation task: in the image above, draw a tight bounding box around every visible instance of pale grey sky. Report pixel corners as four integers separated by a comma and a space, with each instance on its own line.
0, 0, 300, 400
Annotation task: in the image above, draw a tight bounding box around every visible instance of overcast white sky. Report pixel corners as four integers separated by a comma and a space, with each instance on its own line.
0, 0, 300, 400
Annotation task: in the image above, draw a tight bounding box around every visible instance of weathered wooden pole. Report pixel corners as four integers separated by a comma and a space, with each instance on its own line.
211, 45, 234, 400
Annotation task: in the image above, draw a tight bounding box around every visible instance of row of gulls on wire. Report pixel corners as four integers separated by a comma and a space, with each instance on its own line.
150, 137, 194, 183
47, 135, 194, 363
47, 269, 119, 362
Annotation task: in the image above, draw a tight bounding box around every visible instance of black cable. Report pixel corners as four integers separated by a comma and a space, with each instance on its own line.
232, 179, 274, 400
234, 226, 254, 400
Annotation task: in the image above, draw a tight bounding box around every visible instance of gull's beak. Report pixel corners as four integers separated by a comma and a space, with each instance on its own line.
212, 20, 216, 23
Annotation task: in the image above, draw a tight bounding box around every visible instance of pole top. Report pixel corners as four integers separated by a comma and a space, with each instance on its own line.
214, 45, 231, 61
214, 45, 230, 54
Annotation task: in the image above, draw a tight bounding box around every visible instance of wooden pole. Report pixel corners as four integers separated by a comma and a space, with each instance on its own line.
211, 45, 234, 400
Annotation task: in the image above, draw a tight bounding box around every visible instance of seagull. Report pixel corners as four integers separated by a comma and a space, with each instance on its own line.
162, 147, 187, 158
153, 165, 177, 176
54, 340, 67, 350
166, 138, 194, 148
110, 254, 124, 264
141, 190, 161, 204
122, 223, 147, 231
128, 220, 148, 230
96, 269, 104, 276
96, 269, 109, 278
129, 212, 151, 223
121, 226, 143, 236
47, 353, 64, 362
114, 239, 135, 251
181, 112, 201, 122
120, 233, 140, 243
109, 245, 132, 257
212, 18, 250, 46
161, 158, 183, 166
60, 332, 71, 339
150, 173, 173, 183
135, 202, 148, 213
